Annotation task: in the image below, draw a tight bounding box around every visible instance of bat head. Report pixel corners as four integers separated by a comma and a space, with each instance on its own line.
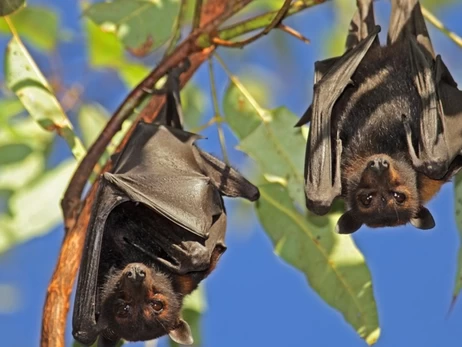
338, 154, 435, 234
99, 263, 193, 345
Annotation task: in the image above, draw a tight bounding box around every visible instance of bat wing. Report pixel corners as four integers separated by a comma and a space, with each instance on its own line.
109, 122, 222, 238
304, 26, 380, 215
390, 0, 462, 179
72, 181, 125, 345
296, 0, 379, 129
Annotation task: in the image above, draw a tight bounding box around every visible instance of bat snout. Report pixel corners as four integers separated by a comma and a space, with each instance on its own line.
125, 263, 147, 283
367, 158, 389, 174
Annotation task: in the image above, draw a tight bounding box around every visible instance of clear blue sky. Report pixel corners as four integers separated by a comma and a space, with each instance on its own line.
1, 1, 462, 346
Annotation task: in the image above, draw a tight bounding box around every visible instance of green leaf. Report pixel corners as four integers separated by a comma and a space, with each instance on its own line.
181, 82, 207, 130
452, 173, 462, 299
86, 20, 149, 87
223, 83, 261, 139
85, 0, 180, 56
0, 98, 24, 123
239, 107, 306, 207
257, 183, 380, 344
4, 35, 86, 160
0, 159, 76, 254
0, 0, 25, 16
0, 117, 53, 190
0, 6, 59, 51
223, 74, 378, 344
78, 103, 110, 147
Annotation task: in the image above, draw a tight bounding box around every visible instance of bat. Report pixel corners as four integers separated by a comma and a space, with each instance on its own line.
297, 0, 462, 234
72, 62, 260, 347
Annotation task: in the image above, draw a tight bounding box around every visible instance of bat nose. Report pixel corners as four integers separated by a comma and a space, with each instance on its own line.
368, 158, 389, 174
126, 264, 146, 283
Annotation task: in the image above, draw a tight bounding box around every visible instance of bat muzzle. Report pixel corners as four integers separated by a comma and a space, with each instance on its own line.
125, 263, 147, 284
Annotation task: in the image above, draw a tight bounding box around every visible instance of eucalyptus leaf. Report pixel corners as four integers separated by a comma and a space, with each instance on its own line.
0, 159, 76, 254
86, 20, 149, 87
223, 75, 379, 344
0, 6, 59, 51
0, 0, 25, 16
4, 36, 86, 160
257, 183, 380, 344
85, 0, 180, 56
78, 103, 110, 147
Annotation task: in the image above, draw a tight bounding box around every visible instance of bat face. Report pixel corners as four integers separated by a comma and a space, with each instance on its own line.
99, 263, 191, 344
347, 155, 420, 227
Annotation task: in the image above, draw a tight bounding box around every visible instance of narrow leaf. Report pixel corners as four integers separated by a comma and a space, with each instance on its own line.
257, 183, 380, 344
0, 0, 25, 16
0, 6, 59, 51
85, 0, 180, 56
223, 71, 379, 344
4, 34, 86, 160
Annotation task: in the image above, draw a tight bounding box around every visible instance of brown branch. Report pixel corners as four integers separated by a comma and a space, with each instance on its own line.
211, 0, 292, 48
41, 1, 254, 347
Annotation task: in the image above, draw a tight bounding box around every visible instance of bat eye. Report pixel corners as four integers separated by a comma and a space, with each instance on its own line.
150, 300, 164, 314
359, 193, 373, 207
117, 304, 131, 318
393, 192, 406, 204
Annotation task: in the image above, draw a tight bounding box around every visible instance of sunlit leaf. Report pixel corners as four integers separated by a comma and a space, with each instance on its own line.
181, 82, 207, 130
78, 103, 110, 147
0, 159, 76, 254
239, 107, 306, 207
0, 6, 59, 51
4, 34, 86, 160
0, 117, 53, 190
85, 20, 149, 87
85, 0, 180, 56
223, 74, 379, 344
0, 98, 24, 124
223, 83, 261, 139
257, 183, 380, 344
0, 0, 25, 16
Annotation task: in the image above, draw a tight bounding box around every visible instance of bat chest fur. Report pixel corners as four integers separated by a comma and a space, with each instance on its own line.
335, 44, 423, 165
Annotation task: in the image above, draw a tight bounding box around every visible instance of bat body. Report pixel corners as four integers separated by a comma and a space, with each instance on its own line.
298, 0, 462, 234
72, 64, 259, 346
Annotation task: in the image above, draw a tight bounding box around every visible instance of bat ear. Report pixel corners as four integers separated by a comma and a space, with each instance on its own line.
410, 206, 435, 230
335, 211, 363, 234
169, 319, 193, 345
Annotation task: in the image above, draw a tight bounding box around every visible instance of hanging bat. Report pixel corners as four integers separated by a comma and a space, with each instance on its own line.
297, 0, 462, 234
72, 63, 259, 347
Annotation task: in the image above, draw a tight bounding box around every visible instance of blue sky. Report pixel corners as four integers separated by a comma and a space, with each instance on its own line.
1, 1, 462, 346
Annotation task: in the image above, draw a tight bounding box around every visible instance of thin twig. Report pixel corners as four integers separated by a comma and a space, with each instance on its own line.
278, 23, 310, 43
191, 116, 223, 133
165, 0, 188, 57
422, 6, 462, 48
211, 0, 292, 48
208, 58, 229, 165
192, 0, 203, 32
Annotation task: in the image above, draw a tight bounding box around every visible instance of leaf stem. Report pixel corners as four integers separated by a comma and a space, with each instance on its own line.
422, 6, 462, 48
192, 0, 203, 31
165, 0, 188, 56
208, 58, 229, 165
